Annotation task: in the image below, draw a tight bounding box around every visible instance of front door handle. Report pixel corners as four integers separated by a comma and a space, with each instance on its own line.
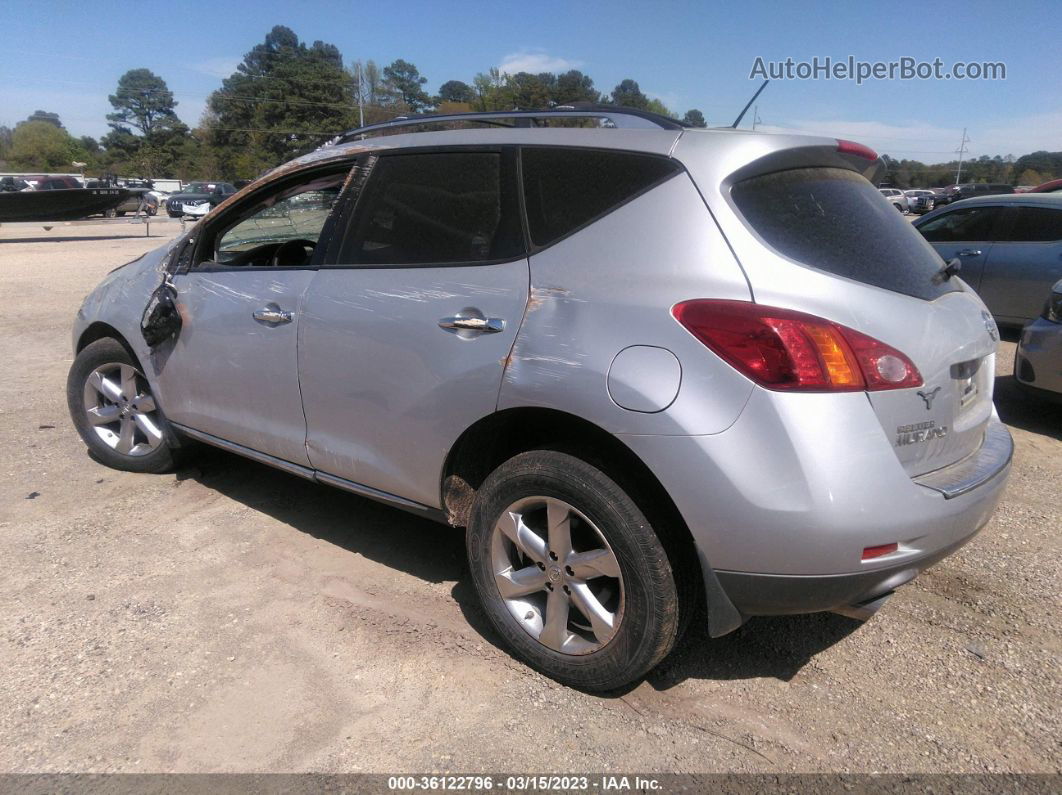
439, 316, 506, 333
957, 249, 983, 257
253, 304, 293, 325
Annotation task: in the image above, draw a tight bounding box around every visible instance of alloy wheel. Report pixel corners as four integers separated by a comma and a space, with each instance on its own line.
491, 496, 624, 655
82, 362, 164, 457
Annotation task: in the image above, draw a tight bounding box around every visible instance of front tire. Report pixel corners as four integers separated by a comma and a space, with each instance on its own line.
67, 338, 181, 473
466, 451, 681, 691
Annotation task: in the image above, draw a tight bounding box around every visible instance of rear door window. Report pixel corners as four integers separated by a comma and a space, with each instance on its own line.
918, 206, 1006, 242
520, 148, 681, 248
731, 167, 958, 300
998, 207, 1062, 242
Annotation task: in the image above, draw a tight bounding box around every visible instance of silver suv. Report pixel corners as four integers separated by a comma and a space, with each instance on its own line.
67, 108, 1012, 691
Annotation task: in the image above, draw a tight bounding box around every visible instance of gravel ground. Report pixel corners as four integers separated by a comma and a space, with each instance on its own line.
0, 221, 1059, 774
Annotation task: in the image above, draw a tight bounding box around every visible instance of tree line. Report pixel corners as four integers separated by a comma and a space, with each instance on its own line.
0, 24, 1057, 187
880, 152, 1062, 189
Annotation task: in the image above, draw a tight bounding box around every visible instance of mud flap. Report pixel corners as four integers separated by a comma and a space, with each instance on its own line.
141, 277, 182, 347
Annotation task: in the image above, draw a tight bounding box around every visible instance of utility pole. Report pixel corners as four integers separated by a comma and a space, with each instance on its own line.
354, 61, 365, 127
954, 128, 971, 183
752, 105, 762, 130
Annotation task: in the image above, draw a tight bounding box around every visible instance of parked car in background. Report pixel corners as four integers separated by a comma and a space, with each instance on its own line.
914, 194, 1062, 326
931, 186, 956, 206
1014, 278, 1062, 401
86, 179, 159, 217
1027, 178, 1062, 194
111, 191, 158, 217
947, 183, 1015, 202
25, 175, 82, 190
66, 109, 1013, 690
879, 187, 909, 212
904, 189, 936, 214
165, 181, 238, 218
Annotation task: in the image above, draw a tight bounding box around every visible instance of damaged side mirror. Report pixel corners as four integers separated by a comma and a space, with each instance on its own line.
141, 278, 182, 348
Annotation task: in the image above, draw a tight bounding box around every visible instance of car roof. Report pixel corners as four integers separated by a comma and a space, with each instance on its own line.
291, 125, 842, 170
938, 193, 1062, 208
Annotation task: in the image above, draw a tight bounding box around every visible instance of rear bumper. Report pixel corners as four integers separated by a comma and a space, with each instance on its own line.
619, 389, 1012, 631
715, 530, 981, 617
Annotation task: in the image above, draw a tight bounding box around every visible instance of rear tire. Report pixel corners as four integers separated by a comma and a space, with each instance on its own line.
67, 338, 183, 474
466, 450, 681, 691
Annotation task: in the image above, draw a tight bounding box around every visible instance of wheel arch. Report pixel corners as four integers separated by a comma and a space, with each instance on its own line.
442, 406, 711, 613
77, 322, 130, 354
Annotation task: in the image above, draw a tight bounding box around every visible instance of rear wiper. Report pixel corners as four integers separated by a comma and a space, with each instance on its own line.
932, 257, 962, 285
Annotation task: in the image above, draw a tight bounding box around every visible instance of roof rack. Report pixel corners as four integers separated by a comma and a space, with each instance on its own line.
324, 104, 686, 147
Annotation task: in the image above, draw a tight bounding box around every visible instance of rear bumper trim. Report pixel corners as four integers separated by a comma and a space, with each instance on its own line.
716, 532, 976, 617
912, 418, 1012, 499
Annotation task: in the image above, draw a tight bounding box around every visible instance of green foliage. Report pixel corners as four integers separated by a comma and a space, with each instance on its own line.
107, 69, 180, 137
645, 98, 675, 118
682, 109, 707, 127
383, 59, 430, 112
436, 80, 475, 104
880, 152, 1029, 189
7, 121, 87, 170
99, 69, 192, 178
472, 68, 507, 111
555, 71, 600, 105
26, 110, 63, 128
1012, 151, 1061, 183
506, 72, 555, 109
610, 79, 650, 110
1017, 169, 1046, 187
205, 25, 356, 178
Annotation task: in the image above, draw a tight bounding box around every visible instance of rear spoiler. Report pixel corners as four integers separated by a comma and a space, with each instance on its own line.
726, 141, 885, 186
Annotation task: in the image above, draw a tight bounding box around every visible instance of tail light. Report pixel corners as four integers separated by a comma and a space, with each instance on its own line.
672, 300, 922, 392
837, 139, 878, 161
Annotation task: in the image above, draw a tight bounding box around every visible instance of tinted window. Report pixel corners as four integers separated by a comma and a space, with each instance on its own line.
345, 152, 522, 265
521, 148, 681, 247
999, 207, 1062, 242
918, 206, 1005, 242
731, 167, 957, 301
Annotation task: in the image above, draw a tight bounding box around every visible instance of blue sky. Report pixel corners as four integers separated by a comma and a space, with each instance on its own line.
1, 0, 1059, 161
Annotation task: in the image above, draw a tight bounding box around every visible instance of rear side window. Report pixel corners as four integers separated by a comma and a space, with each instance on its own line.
917, 206, 1005, 242
731, 167, 958, 300
1000, 207, 1062, 242
521, 148, 681, 247
345, 152, 523, 265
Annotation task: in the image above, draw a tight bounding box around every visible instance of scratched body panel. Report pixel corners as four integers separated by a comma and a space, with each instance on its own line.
299, 260, 530, 507
154, 269, 315, 465
498, 172, 754, 436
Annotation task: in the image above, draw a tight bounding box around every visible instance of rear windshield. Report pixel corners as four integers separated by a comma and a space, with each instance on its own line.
731, 167, 958, 300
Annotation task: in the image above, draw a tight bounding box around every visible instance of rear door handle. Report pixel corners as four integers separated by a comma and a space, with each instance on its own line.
438, 316, 505, 333
253, 304, 293, 325
957, 249, 983, 257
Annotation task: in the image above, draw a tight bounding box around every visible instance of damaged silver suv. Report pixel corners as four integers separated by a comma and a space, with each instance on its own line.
68, 108, 1012, 690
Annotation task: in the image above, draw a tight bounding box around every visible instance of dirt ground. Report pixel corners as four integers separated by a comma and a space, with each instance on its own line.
0, 220, 1059, 774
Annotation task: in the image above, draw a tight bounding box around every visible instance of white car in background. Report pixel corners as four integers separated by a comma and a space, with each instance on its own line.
1015, 278, 1062, 401
879, 188, 909, 213
904, 189, 937, 215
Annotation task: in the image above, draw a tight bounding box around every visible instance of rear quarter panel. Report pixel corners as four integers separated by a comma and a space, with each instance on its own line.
498, 171, 754, 435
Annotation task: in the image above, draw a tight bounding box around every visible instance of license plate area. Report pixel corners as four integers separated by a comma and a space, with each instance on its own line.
952, 357, 986, 411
